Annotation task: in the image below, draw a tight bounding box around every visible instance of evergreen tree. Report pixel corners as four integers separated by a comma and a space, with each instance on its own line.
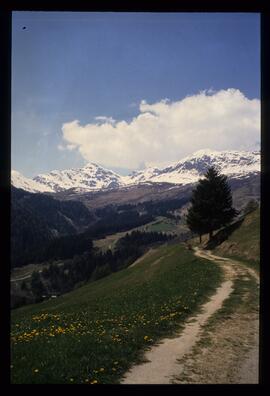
186, 166, 237, 241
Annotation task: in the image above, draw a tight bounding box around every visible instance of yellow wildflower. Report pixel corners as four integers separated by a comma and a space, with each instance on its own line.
90, 379, 98, 384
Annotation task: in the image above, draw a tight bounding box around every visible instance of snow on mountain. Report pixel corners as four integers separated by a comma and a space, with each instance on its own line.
12, 150, 260, 193
11, 170, 54, 193
124, 149, 260, 186
32, 163, 123, 192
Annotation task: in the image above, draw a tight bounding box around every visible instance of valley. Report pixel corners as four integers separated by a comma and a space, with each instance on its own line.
10, 10, 261, 386
10, 150, 260, 384
11, 207, 260, 384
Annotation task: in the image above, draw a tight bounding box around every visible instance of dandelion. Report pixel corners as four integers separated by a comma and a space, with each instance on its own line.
70, 378, 74, 382
34, 369, 39, 373
99, 368, 105, 372
90, 379, 98, 384
144, 335, 149, 340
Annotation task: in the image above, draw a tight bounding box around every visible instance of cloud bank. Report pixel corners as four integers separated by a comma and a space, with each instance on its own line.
60, 89, 260, 169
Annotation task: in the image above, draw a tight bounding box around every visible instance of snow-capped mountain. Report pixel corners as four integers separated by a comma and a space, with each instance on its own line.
11, 170, 54, 193
32, 163, 123, 192
11, 149, 260, 193
125, 149, 260, 186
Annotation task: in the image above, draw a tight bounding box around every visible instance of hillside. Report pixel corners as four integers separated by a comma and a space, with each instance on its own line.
189, 207, 260, 273
206, 208, 260, 271
11, 242, 222, 384
11, 187, 94, 268
12, 187, 94, 235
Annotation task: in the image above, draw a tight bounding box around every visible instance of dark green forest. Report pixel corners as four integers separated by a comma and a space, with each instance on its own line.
11, 187, 187, 268
13, 230, 174, 308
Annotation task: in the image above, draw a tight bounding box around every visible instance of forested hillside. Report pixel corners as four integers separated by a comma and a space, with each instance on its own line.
11, 187, 188, 268
11, 187, 95, 267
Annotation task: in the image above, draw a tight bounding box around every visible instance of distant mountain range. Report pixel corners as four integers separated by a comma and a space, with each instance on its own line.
12, 149, 260, 194
11, 148, 260, 269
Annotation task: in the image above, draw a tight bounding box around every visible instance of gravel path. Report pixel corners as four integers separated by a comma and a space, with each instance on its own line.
121, 249, 234, 384
121, 248, 259, 384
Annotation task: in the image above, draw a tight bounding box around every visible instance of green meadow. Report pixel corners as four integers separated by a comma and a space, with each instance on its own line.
11, 243, 222, 384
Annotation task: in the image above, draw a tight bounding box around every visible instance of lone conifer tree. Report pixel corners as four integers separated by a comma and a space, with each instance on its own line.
186, 166, 237, 241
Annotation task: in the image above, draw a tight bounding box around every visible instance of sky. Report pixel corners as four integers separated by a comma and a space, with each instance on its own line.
12, 12, 260, 177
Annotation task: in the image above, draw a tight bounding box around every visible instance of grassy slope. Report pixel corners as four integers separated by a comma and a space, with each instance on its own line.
93, 217, 189, 253
93, 217, 178, 253
213, 208, 260, 272
11, 243, 222, 384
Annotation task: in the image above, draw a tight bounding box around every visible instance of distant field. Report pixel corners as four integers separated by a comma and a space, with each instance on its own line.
11, 261, 65, 283
142, 217, 178, 233
93, 231, 128, 253
11, 243, 222, 384
93, 216, 187, 253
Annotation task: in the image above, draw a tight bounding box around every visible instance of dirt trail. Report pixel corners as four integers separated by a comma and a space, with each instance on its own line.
194, 248, 259, 282
175, 248, 259, 384
121, 249, 234, 384
121, 248, 259, 384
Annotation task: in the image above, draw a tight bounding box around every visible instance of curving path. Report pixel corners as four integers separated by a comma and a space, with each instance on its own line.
121, 248, 259, 384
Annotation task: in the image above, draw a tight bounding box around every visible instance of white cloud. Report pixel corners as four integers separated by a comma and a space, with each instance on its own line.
66, 144, 77, 151
95, 116, 116, 124
60, 89, 260, 169
57, 144, 66, 151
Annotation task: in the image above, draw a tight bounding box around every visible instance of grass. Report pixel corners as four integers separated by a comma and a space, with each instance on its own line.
204, 274, 259, 330
142, 217, 178, 233
93, 231, 127, 253
189, 208, 260, 273
11, 260, 65, 283
221, 255, 259, 274
185, 270, 259, 365
174, 262, 259, 383
11, 242, 222, 384
93, 217, 180, 253
213, 208, 260, 273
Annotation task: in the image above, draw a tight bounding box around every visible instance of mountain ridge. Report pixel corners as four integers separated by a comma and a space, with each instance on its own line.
11, 149, 260, 194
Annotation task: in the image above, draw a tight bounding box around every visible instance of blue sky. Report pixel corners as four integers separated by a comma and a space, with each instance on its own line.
12, 12, 260, 177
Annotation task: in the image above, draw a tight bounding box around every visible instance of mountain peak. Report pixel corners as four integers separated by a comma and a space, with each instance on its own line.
83, 162, 100, 169
11, 170, 54, 193
12, 149, 260, 193
191, 148, 219, 157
